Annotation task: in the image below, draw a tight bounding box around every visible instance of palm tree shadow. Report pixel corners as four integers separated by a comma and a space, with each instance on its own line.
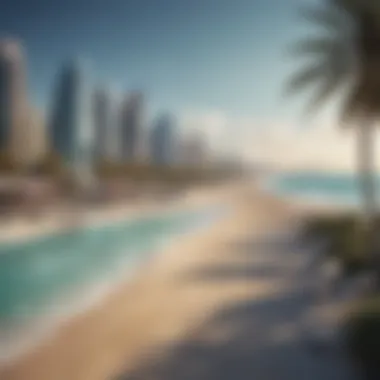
117, 289, 353, 380
115, 233, 354, 380
178, 233, 309, 284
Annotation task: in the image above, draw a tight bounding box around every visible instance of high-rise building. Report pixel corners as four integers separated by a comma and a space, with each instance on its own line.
0, 39, 29, 162
49, 59, 94, 186
150, 113, 175, 165
119, 91, 143, 162
92, 86, 113, 161
20, 106, 47, 167
180, 132, 207, 166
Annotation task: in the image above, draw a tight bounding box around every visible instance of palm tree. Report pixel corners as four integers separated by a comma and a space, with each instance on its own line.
286, 0, 380, 264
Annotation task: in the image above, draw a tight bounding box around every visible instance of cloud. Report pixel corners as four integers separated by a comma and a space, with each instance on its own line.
178, 109, 228, 153
177, 108, 380, 171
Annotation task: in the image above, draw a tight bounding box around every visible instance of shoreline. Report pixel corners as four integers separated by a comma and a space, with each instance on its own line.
0, 183, 233, 246
0, 173, 363, 247
0, 181, 348, 380
0, 181, 307, 380
253, 176, 362, 217
0, 203, 229, 365
0, 184, 239, 366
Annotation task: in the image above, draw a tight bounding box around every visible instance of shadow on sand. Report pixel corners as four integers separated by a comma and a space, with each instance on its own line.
116, 233, 356, 380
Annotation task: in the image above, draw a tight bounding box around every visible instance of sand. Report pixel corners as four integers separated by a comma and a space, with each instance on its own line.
0, 183, 232, 245
0, 182, 301, 380
1, 182, 355, 380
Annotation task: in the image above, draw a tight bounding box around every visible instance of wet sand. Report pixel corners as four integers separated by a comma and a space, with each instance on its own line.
0, 183, 229, 245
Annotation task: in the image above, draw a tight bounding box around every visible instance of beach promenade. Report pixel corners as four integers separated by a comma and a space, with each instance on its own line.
0, 183, 355, 380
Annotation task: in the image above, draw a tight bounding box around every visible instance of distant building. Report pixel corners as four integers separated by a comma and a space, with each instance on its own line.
180, 132, 207, 166
0, 39, 29, 163
21, 106, 47, 167
92, 86, 113, 161
119, 92, 143, 162
49, 59, 94, 186
150, 113, 175, 165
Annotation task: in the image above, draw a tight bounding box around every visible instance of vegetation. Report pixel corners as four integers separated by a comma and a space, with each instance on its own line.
345, 296, 380, 379
303, 215, 380, 276
287, 0, 380, 264
34, 151, 67, 176
96, 159, 230, 185
288, 2, 380, 374
304, 214, 380, 379
29, 154, 233, 187
0, 150, 18, 173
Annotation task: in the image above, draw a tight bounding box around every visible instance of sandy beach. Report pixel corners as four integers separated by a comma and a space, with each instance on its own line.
0, 182, 352, 380
0, 183, 232, 245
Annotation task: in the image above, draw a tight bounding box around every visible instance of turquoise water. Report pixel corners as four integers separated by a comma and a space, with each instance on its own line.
0, 207, 223, 326
267, 172, 380, 205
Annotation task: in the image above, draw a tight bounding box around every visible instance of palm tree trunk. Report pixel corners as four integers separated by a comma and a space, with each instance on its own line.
357, 122, 378, 276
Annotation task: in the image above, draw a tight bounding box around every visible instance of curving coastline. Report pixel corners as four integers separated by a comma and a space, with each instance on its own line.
0, 184, 236, 366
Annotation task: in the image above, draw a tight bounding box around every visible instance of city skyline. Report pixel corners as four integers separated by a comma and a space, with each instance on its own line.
0, 38, 214, 172
0, 0, 328, 169
0, 0, 375, 171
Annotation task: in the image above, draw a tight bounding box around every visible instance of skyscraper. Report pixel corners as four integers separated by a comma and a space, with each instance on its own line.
180, 131, 207, 166
119, 91, 143, 162
93, 86, 113, 161
49, 59, 94, 186
0, 39, 28, 162
21, 106, 47, 167
150, 113, 175, 165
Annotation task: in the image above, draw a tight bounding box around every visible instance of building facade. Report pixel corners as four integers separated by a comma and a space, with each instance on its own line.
119, 92, 143, 162
150, 113, 175, 165
93, 86, 113, 161
49, 60, 94, 186
180, 132, 207, 166
22, 106, 47, 167
0, 39, 29, 162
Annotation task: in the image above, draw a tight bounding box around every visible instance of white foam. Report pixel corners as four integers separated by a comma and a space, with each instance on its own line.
0, 204, 230, 365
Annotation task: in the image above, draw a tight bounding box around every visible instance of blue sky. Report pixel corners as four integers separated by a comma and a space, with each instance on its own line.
4, 0, 362, 169
0, 0, 311, 121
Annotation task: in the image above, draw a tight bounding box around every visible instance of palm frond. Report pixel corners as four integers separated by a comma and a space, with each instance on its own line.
298, 3, 349, 32
286, 46, 352, 95
305, 74, 344, 115
334, 0, 378, 15
340, 81, 368, 125
289, 37, 341, 57
285, 64, 327, 96
287, 0, 380, 124
333, 0, 380, 32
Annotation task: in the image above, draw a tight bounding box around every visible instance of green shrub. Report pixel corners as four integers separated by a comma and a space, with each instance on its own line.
303, 215, 379, 276
345, 297, 380, 378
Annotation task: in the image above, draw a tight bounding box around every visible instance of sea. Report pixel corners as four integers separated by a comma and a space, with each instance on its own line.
0, 204, 228, 363
265, 171, 380, 206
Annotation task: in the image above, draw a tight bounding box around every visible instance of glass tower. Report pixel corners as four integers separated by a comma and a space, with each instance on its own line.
93, 86, 113, 161
0, 39, 28, 158
120, 92, 143, 162
150, 113, 175, 165
49, 59, 94, 186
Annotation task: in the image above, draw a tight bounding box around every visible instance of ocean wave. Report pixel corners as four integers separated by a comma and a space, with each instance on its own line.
261, 172, 380, 207
0, 203, 229, 364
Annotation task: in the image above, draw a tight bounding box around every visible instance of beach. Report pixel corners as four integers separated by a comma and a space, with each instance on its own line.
0, 182, 352, 380
0, 183, 231, 245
